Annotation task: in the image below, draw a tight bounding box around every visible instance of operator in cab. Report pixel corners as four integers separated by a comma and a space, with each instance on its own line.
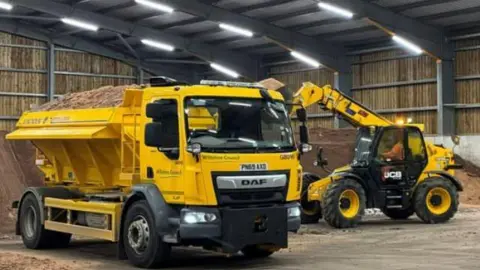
381, 129, 405, 161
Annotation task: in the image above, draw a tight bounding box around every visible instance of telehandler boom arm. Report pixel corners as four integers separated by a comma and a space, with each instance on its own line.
291, 82, 393, 127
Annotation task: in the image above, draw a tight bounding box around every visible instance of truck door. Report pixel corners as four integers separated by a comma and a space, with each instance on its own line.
144, 97, 185, 204
370, 127, 408, 188
404, 126, 428, 187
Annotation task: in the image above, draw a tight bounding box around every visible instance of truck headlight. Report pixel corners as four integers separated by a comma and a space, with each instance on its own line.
183, 212, 217, 224
288, 206, 301, 217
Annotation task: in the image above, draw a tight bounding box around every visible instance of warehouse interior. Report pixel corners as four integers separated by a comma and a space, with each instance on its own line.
1, 0, 480, 269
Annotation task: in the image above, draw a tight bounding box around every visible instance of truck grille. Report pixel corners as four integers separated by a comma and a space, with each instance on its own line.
212, 171, 289, 206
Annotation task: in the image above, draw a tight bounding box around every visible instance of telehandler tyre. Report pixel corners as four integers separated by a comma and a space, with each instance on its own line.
381, 207, 415, 220
414, 178, 458, 224
322, 179, 366, 228
123, 200, 171, 268
19, 193, 71, 249
300, 173, 322, 224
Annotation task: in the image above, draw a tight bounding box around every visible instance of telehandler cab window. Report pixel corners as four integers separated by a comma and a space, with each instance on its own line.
407, 128, 427, 161
377, 128, 405, 162
184, 97, 294, 153
352, 127, 375, 166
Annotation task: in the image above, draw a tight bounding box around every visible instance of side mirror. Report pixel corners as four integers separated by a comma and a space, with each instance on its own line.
299, 125, 309, 144
146, 102, 177, 119
451, 135, 460, 146
145, 123, 179, 149
296, 108, 307, 122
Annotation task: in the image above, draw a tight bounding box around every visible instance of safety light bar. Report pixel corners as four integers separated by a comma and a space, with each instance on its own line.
392, 35, 423, 55
318, 2, 353, 19
0, 1, 13, 11
219, 23, 254, 37
135, 0, 174, 13
200, 80, 264, 89
141, 39, 175, 52
210, 63, 240, 78
61, 18, 99, 32
291, 51, 321, 68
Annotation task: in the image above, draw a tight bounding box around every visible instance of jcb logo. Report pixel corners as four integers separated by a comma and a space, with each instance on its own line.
241, 179, 267, 186
384, 171, 402, 180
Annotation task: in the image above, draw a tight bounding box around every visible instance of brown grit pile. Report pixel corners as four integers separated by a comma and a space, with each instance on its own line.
34, 84, 141, 111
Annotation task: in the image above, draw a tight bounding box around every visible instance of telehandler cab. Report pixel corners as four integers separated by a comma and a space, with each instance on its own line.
293, 82, 463, 228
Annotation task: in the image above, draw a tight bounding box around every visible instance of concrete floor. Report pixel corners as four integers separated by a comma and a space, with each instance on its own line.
1, 207, 480, 270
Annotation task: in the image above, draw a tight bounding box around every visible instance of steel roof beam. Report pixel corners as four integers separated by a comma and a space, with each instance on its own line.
330, 0, 451, 59
0, 19, 194, 82
13, 0, 260, 79
158, 0, 350, 72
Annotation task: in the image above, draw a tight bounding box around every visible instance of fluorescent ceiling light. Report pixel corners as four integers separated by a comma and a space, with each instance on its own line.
318, 2, 353, 19
0, 1, 13, 11
141, 39, 175, 51
61, 18, 99, 32
290, 51, 320, 68
135, 0, 174, 13
219, 23, 253, 37
392, 35, 423, 55
210, 63, 240, 78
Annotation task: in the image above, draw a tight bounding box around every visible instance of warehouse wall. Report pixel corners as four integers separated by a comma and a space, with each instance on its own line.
0, 32, 140, 131
455, 37, 480, 134
269, 62, 335, 129
352, 50, 438, 135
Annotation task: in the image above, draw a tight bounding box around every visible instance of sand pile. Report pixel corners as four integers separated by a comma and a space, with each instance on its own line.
0, 131, 43, 233
301, 127, 357, 178
34, 84, 140, 111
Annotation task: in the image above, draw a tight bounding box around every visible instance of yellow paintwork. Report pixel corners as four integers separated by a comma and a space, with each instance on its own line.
44, 197, 121, 241
339, 189, 360, 218
292, 82, 458, 204
7, 85, 300, 207
426, 187, 451, 215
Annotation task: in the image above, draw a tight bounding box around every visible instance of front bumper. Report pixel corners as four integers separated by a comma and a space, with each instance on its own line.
178, 202, 301, 253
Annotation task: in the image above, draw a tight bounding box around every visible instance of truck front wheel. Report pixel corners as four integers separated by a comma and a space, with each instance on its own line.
123, 200, 171, 268
20, 193, 71, 249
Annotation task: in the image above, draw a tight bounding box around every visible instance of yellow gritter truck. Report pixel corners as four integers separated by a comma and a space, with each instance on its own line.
7, 79, 308, 268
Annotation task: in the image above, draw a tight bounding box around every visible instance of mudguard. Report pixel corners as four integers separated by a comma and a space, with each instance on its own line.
14, 187, 82, 235
424, 170, 464, 191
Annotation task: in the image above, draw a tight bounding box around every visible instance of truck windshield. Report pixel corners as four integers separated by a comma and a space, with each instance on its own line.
185, 97, 295, 153
352, 127, 375, 166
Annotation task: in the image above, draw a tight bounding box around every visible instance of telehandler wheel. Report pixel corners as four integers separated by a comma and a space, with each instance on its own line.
322, 179, 366, 228
241, 245, 275, 258
300, 174, 322, 224
123, 200, 171, 268
414, 178, 458, 224
381, 207, 415, 220
19, 193, 71, 249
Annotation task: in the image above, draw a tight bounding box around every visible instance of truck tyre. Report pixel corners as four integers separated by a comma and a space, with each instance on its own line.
300, 174, 322, 224
381, 207, 414, 220
241, 245, 275, 258
322, 179, 366, 228
414, 178, 458, 224
19, 193, 71, 249
123, 200, 171, 268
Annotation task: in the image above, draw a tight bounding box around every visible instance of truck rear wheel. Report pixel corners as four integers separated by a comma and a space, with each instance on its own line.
322, 179, 366, 228
414, 178, 458, 224
241, 245, 275, 258
123, 200, 171, 268
20, 193, 71, 249
300, 174, 322, 224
